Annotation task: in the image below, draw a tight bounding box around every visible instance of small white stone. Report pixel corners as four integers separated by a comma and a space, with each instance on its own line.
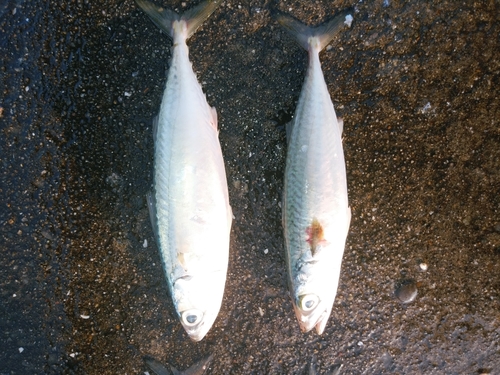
19, 347, 24, 353
143, 239, 148, 248
80, 314, 90, 319
419, 263, 428, 271
345, 14, 354, 28
264, 249, 269, 254
421, 102, 432, 113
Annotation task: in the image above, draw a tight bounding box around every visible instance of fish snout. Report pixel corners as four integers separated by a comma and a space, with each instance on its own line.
293, 293, 330, 334
179, 308, 208, 341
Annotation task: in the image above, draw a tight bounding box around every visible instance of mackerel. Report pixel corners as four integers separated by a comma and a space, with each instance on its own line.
278, 10, 353, 334
136, 0, 231, 341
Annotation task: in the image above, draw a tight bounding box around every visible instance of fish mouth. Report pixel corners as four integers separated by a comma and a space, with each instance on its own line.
173, 271, 227, 341
292, 294, 330, 334
180, 309, 208, 341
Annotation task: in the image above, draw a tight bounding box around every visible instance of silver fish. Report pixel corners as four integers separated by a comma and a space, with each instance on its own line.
137, 0, 232, 341
278, 11, 353, 334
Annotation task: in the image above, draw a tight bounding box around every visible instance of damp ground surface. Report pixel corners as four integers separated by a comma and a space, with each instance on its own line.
1, 0, 499, 374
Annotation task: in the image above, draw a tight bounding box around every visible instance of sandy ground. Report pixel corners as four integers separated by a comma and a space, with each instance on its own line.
1, 0, 499, 374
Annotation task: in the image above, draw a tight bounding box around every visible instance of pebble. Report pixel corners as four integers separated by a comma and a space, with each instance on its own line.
395, 280, 418, 303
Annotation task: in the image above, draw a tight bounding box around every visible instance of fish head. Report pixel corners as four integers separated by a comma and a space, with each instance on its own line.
289, 224, 348, 334
178, 307, 210, 342
291, 292, 333, 334
290, 252, 342, 334
172, 270, 226, 341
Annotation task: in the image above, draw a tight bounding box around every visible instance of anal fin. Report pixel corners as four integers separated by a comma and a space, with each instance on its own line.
146, 191, 159, 247
286, 120, 293, 145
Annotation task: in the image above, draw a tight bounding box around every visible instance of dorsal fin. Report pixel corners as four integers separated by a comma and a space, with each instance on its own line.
337, 117, 344, 134
210, 106, 218, 131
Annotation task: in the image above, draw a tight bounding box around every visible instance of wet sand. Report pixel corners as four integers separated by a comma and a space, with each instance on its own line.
1, 0, 499, 373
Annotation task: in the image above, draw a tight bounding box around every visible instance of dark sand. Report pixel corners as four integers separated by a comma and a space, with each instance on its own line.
1, 0, 499, 373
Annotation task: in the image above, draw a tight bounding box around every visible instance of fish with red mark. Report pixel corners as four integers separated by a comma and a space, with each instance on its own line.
279, 9, 353, 334
305, 218, 328, 255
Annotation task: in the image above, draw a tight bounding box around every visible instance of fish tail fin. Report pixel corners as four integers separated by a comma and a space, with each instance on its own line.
276, 10, 353, 52
144, 354, 213, 375
135, 0, 180, 38
135, 0, 222, 40
181, 0, 222, 39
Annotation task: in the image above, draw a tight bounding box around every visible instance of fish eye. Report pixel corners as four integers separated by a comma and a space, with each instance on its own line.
181, 309, 203, 327
299, 294, 320, 312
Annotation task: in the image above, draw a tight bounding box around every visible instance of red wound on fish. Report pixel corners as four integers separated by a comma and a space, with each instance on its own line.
305, 218, 326, 255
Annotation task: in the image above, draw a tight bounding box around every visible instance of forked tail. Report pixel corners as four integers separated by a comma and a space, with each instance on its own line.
135, 0, 222, 40
276, 9, 353, 52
